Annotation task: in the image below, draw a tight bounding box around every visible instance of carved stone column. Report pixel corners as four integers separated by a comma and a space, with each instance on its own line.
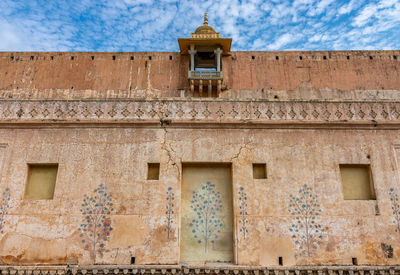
214, 48, 223, 72
188, 45, 197, 71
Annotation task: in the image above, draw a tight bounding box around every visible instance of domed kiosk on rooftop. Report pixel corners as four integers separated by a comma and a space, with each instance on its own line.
178, 13, 232, 97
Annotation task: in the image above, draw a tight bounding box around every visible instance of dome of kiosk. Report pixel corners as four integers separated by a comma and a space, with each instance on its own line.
194, 13, 217, 35
190, 13, 220, 38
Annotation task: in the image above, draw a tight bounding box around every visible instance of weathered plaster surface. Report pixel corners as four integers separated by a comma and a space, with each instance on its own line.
0, 126, 400, 265
0, 50, 399, 267
0, 51, 399, 100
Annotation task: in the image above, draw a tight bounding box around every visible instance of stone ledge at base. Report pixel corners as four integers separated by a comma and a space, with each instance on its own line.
1, 266, 400, 275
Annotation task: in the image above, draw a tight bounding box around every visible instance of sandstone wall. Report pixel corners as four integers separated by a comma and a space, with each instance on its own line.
0, 51, 399, 100
0, 124, 400, 265
0, 50, 400, 267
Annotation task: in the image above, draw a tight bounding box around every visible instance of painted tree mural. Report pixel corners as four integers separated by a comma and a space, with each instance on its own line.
189, 181, 223, 252
288, 184, 324, 257
165, 187, 174, 239
0, 188, 10, 233
238, 187, 249, 240
389, 188, 400, 235
78, 183, 113, 263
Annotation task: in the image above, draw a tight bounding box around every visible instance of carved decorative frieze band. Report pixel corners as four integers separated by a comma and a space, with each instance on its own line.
0, 99, 399, 124
0, 265, 399, 275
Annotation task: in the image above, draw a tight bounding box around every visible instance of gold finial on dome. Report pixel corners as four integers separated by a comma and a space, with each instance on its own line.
191, 12, 220, 38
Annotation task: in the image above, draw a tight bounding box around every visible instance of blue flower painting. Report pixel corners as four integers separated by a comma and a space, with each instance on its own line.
77, 183, 113, 263
165, 187, 175, 239
238, 187, 248, 240
0, 188, 10, 233
389, 188, 400, 235
189, 181, 223, 253
288, 184, 324, 257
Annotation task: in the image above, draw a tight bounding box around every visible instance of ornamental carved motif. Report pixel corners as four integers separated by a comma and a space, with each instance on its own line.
0, 100, 399, 124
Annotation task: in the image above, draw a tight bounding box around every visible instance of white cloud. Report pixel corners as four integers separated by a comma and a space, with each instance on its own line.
378, 0, 398, 8
309, 33, 322, 42
338, 0, 360, 15
308, 0, 335, 16
0, 21, 22, 50
267, 33, 300, 50
353, 4, 377, 26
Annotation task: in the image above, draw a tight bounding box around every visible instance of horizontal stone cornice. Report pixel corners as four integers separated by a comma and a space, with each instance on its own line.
0, 99, 400, 127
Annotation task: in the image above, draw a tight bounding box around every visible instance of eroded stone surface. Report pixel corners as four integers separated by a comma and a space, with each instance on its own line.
0, 126, 399, 265
0, 51, 399, 99
0, 50, 400, 266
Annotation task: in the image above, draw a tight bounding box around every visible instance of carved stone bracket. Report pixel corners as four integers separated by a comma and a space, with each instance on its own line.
0, 99, 399, 126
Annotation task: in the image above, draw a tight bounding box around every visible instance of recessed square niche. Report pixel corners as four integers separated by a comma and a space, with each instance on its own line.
147, 163, 160, 180
24, 164, 58, 200
339, 164, 376, 200
253, 163, 267, 179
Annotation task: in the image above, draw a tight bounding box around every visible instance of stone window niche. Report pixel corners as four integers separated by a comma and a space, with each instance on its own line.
24, 164, 58, 200
253, 163, 267, 179
339, 164, 376, 200
147, 163, 160, 180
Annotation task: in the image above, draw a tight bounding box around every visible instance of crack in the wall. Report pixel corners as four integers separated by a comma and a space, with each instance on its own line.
230, 142, 254, 162
160, 126, 181, 177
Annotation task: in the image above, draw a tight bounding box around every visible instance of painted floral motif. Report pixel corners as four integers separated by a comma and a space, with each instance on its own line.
288, 184, 324, 257
189, 181, 223, 252
0, 188, 10, 233
389, 188, 400, 235
238, 187, 248, 240
165, 187, 174, 239
78, 183, 113, 263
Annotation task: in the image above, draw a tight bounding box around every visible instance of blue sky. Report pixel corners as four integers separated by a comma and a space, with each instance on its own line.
0, 0, 399, 52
